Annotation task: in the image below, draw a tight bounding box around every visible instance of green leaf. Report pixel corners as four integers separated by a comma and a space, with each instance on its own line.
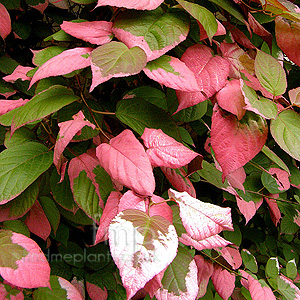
25, 0, 46, 5
223, 224, 242, 247
39, 196, 60, 234
266, 257, 280, 278
241, 249, 258, 273
0, 56, 19, 74
242, 83, 278, 119
270, 110, 300, 161
58, 242, 84, 268
49, 261, 72, 281
58, 206, 93, 226
123, 86, 168, 111
107, 285, 127, 300
173, 100, 207, 122
33, 275, 68, 300
261, 170, 282, 194
50, 169, 77, 213
72, 171, 103, 223
116, 97, 181, 141
4, 127, 36, 148
91, 41, 147, 83
0, 0, 20, 10
84, 243, 112, 271
177, 0, 217, 41
86, 269, 117, 291
286, 259, 297, 280
261, 145, 290, 175
51, 222, 69, 246
70, 0, 96, 3
255, 50, 287, 96
0, 142, 53, 204
161, 246, 192, 295
10, 85, 80, 131
32, 46, 67, 67
0, 230, 28, 269
0, 80, 15, 96
208, 0, 245, 22
2, 220, 30, 237
277, 275, 300, 300
93, 165, 114, 204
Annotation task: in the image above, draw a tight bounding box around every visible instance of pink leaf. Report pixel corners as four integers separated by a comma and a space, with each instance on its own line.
71, 278, 84, 299
96, 129, 155, 196
109, 209, 178, 300
194, 255, 213, 298
161, 167, 196, 198
275, 17, 300, 67
3, 66, 33, 83
179, 233, 231, 251
211, 105, 268, 180
226, 167, 246, 192
215, 79, 246, 120
0, 282, 24, 300
95, 0, 164, 10
49, 0, 69, 9
269, 167, 290, 191
289, 87, 300, 107
218, 246, 242, 270
0, 231, 50, 288
144, 274, 162, 298
199, 20, 226, 41
61, 21, 113, 45
0, 90, 17, 99
236, 195, 263, 224
169, 189, 233, 240
0, 99, 29, 116
29, 0, 49, 13
265, 194, 281, 226
54, 111, 96, 172
142, 128, 200, 168
143, 56, 200, 92
155, 259, 198, 300
248, 276, 276, 300
149, 195, 173, 223
95, 191, 122, 244
118, 190, 147, 213
86, 282, 108, 300
0, 3, 11, 40
176, 44, 230, 112
57, 277, 84, 300
211, 265, 235, 300
29, 47, 92, 87
25, 201, 51, 241
220, 42, 255, 79
294, 210, 300, 226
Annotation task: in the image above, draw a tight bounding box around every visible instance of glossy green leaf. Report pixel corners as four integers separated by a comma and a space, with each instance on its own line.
223, 224, 242, 247
241, 249, 258, 273
0, 142, 53, 204
266, 257, 280, 278
10, 85, 79, 132
208, 0, 245, 22
177, 0, 217, 41
270, 110, 300, 161
4, 127, 36, 148
173, 100, 207, 122
286, 259, 297, 280
255, 50, 287, 96
32, 46, 67, 67
116, 97, 181, 140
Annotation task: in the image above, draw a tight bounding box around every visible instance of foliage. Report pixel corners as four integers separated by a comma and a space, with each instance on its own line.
1, 0, 300, 299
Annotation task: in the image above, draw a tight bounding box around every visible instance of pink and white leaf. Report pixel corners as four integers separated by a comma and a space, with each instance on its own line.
194, 255, 213, 298
29, 47, 92, 87
0, 231, 50, 288
25, 201, 51, 241
57, 277, 84, 300
54, 111, 96, 172
61, 21, 113, 45
176, 44, 230, 112
3, 66, 33, 83
155, 259, 198, 300
86, 282, 108, 300
96, 129, 155, 196
71, 278, 84, 299
211, 265, 235, 300
211, 105, 268, 180
143, 56, 200, 92
95, 191, 122, 244
0, 3, 11, 40
0, 99, 29, 116
95, 0, 164, 10
161, 167, 196, 198
142, 128, 199, 168
265, 195, 281, 226
179, 233, 231, 251
109, 209, 178, 300
215, 79, 246, 120
169, 189, 233, 240
236, 195, 263, 224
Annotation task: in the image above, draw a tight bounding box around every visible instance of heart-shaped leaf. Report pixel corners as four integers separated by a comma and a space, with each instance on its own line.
176, 44, 230, 112
143, 55, 199, 92
109, 209, 178, 300
90, 41, 147, 91
211, 105, 268, 179
96, 129, 155, 196
271, 109, 300, 161
112, 8, 189, 61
